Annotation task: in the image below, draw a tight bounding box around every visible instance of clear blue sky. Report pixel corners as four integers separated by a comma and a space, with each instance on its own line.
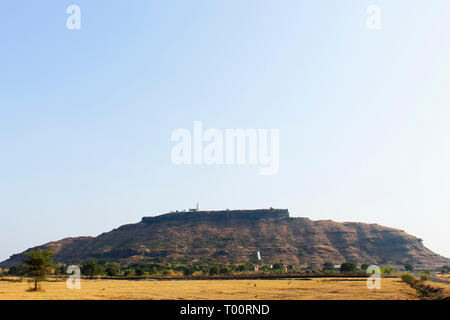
1, 1, 450, 262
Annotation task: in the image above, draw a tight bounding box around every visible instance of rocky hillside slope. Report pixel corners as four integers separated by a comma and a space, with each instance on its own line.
1, 209, 448, 269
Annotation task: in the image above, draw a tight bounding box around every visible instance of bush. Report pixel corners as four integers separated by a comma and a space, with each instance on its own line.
323, 262, 334, 271
272, 263, 284, 271
209, 265, 220, 276
237, 262, 254, 272
441, 265, 449, 274
8, 265, 25, 276
54, 264, 67, 275
182, 266, 195, 276
124, 269, 135, 276
381, 267, 395, 274
361, 264, 369, 271
404, 264, 414, 271
401, 273, 445, 299
420, 274, 428, 282
165, 270, 181, 278
401, 274, 416, 285
219, 266, 231, 275
135, 268, 145, 276
340, 262, 357, 272
105, 263, 121, 277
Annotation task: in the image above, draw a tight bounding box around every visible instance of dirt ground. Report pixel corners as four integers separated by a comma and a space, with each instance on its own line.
0, 277, 420, 300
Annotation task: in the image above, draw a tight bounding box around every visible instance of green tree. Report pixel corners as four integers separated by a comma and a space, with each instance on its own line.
54, 263, 67, 275
272, 263, 284, 271
381, 267, 395, 274
401, 274, 415, 285
135, 268, 145, 276
124, 268, 135, 276
219, 265, 231, 275
237, 262, 254, 272
105, 263, 121, 277
8, 265, 25, 276
323, 262, 334, 271
22, 248, 54, 291
361, 264, 369, 271
404, 264, 414, 271
441, 265, 449, 274
209, 265, 219, 276
81, 261, 102, 279
182, 265, 194, 276
340, 262, 357, 273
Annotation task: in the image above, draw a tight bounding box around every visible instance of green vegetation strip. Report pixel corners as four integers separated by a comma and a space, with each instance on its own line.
401, 274, 449, 300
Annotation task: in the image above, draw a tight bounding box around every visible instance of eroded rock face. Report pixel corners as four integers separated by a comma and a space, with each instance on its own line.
1, 209, 448, 269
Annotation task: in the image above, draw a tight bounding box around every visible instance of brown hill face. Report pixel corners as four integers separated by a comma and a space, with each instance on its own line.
1, 209, 448, 269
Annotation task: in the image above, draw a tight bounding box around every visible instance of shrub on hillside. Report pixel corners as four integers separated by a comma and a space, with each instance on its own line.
404, 264, 414, 271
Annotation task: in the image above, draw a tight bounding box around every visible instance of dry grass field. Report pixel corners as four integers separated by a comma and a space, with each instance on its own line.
0, 277, 419, 300
425, 280, 450, 297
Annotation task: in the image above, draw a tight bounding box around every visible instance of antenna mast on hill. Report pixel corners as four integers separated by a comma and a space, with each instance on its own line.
189, 202, 200, 212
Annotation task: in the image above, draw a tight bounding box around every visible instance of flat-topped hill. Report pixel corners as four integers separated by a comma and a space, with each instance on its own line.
1, 208, 449, 269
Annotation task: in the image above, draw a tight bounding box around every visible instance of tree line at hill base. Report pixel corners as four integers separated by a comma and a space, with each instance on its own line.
1, 249, 449, 282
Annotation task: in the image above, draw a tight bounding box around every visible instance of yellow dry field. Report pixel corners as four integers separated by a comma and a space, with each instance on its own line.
0, 277, 418, 300
426, 281, 450, 296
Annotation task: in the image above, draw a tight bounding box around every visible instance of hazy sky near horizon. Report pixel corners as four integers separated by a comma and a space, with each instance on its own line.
1, 1, 450, 262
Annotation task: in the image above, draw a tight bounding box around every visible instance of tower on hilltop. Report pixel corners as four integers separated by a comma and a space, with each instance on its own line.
189, 202, 199, 212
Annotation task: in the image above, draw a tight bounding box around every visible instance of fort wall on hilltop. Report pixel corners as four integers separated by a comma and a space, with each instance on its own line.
141, 208, 289, 224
